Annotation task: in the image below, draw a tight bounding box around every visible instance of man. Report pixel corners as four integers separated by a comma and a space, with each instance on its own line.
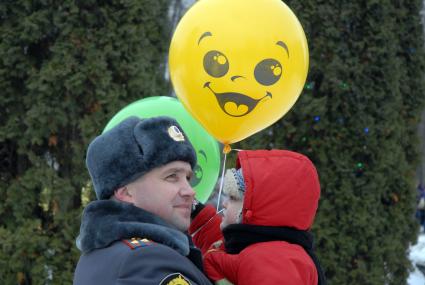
73, 116, 212, 285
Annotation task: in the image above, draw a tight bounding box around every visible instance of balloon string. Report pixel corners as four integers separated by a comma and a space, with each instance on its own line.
216, 150, 228, 212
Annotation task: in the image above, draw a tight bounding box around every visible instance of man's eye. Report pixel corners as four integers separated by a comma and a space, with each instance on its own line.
166, 174, 178, 180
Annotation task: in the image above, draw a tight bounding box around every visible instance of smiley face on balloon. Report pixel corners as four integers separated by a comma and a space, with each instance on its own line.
169, 0, 309, 145
200, 32, 289, 117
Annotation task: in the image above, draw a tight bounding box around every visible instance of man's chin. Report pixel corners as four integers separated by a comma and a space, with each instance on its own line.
172, 218, 191, 232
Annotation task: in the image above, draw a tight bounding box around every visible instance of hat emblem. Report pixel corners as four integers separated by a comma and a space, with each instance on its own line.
168, 126, 185, 142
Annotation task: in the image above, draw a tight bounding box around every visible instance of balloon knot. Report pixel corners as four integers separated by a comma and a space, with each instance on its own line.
223, 144, 232, 154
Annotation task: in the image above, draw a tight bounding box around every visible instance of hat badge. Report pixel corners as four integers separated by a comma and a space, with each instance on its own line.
168, 126, 185, 142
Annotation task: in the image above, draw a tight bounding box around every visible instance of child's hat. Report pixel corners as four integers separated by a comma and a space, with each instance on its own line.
223, 168, 245, 199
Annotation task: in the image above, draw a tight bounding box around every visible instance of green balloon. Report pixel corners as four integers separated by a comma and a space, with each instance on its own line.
103, 96, 221, 203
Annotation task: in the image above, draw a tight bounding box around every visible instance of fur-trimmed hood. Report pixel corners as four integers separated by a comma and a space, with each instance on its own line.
237, 150, 320, 230
76, 200, 190, 255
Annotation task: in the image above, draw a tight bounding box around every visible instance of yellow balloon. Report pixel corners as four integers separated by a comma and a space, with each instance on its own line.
169, 0, 309, 144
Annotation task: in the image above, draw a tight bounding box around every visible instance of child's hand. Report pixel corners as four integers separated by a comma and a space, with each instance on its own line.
204, 250, 226, 281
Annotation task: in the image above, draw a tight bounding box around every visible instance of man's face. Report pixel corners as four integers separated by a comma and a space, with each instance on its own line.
126, 161, 195, 232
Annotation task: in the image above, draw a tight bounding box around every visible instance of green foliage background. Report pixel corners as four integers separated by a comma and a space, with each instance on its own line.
0, 1, 171, 284
0, 0, 424, 285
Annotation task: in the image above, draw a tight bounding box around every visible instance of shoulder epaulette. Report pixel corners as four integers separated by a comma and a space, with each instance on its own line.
122, 237, 154, 250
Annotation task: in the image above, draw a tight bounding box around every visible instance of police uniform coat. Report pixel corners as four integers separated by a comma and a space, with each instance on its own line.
73, 200, 212, 285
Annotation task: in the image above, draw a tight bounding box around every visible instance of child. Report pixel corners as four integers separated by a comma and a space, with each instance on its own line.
190, 149, 326, 285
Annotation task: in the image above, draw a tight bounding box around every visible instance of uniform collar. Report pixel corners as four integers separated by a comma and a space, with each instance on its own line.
76, 200, 190, 255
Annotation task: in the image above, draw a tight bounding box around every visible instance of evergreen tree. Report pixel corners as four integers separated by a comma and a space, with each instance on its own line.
239, 1, 425, 284
0, 1, 171, 284
1, 0, 424, 284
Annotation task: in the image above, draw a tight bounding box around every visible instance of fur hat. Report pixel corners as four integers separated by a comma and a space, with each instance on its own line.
223, 168, 245, 200
86, 116, 197, 200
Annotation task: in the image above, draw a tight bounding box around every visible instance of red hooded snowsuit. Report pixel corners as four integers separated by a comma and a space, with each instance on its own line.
190, 150, 321, 285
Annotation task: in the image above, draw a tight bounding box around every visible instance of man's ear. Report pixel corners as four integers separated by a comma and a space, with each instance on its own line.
114, 186, 133, 203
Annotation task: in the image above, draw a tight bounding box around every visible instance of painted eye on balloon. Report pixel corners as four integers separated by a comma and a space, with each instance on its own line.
254, 58, 282, 86
203, 50, 229, 78
190, 164, 203, 187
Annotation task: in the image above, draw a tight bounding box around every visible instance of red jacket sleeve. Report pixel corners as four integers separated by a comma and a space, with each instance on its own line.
205, 242, 318, 285
236, 244, 318, 285
203, 250, 239, 283
189, 204, 223, 255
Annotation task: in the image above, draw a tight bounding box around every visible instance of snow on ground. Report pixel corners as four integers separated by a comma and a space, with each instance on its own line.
408, 234, 425, 285
408, 267, 425, 285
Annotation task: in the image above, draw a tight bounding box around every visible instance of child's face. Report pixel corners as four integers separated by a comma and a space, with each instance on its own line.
220, 194, 244, 230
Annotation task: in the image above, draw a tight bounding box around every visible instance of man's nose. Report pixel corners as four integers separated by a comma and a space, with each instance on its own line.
181, 182, 195, 197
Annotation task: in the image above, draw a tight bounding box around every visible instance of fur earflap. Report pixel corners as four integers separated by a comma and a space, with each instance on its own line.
76, 200, 190, 256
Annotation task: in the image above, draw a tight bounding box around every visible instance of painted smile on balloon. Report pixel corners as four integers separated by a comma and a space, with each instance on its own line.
204, 82, 272, 117
196, 32, 291, 117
